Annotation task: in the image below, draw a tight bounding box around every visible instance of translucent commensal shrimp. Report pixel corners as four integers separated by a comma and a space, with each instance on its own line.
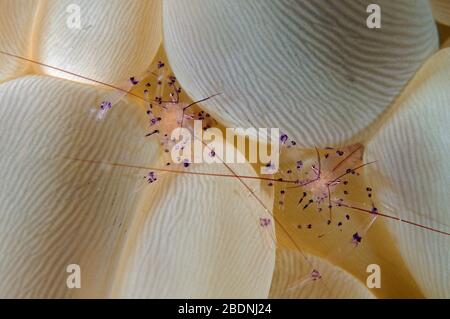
93, 59, 219, 169
274, 142, 378, 242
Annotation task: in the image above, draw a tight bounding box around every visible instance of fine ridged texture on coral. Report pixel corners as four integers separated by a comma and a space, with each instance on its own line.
164, 0, 438, 147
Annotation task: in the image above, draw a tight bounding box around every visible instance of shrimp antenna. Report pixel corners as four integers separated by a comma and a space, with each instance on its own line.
181, 93, 222, 128
183, 93, 222, 111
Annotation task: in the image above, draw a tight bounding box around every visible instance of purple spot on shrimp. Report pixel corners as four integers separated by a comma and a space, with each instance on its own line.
311, 269, 321, 281
130, 77, 139, 85
352, 232, 362, 245
259, 218, 271, 227
145, 171, 157, 183
100, 101, 112, 110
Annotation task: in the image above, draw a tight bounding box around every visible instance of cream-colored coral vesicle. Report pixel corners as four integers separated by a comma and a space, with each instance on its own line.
33, 0, 162, 86
163, 0, 438, 147
112, 151, 276, 298
429, 0, 450, 26
0, 0, 39, 81
0, 75, 159, 298
269, 249, 375, 298
365, 48, 450, 298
